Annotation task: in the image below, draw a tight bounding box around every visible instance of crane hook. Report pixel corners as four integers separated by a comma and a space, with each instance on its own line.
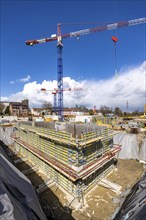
112, 36, 118, 43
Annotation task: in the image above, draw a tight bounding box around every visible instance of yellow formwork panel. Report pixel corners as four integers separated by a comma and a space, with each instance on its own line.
18, 123, 104, 147
14, 141, 115, 198
23, 124, 72, 143
17, 125, 112, 168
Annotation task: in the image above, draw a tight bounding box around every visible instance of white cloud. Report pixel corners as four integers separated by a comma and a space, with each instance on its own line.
1, 61, 146, 111
19, 75, 31, 82
1, 96, 9, 101
9, 75, 31, 85
10, 81, 15, 84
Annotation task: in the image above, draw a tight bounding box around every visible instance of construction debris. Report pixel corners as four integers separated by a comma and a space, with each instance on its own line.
22, 165, 39, 175
98, 178, 122, 194
35, 179, 55, 194
14, 157, 27, 164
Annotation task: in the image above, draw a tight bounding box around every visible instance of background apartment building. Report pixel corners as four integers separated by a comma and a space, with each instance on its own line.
0, 99, 29, 116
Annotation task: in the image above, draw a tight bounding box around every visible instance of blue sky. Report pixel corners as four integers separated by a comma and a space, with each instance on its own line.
1, 0, 146, 111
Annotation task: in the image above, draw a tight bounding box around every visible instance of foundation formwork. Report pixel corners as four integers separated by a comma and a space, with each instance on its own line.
12, 122, 120, 201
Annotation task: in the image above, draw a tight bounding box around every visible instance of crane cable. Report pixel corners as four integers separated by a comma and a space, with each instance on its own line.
145, 61, 146, 115
112, 36, 118, 79
114, 40, 118, 78
112, 0, 118, 79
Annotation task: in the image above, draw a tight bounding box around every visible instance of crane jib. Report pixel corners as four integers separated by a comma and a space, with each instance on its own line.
68, 17, 146, 38
26, 17, 146, 45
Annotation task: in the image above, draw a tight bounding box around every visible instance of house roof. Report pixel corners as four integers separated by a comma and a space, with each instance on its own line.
10, 102, 21, 105
31, 108, 43, 111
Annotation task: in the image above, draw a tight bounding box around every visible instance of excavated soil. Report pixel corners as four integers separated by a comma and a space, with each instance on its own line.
19, 158, 145, 220
71, 159, 144, 220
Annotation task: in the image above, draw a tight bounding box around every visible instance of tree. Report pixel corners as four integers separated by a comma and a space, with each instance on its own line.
132, 109, 140, 116
114, 107, 123, 116
89, 109, 94, 115
99, 105, 112, 116
74, 105, 88, 112
42, 101, 52, 110
80, 105, 88, 112
5, 106, 10, 115
0, 103, 5, 115
42, 111, 45, 118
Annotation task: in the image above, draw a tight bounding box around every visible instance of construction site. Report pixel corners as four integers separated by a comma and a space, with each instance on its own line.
1, 1, 146, 219
0, 117, 146, 219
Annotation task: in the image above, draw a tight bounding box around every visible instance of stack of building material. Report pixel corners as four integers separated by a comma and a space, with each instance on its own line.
99, 178, 122, 194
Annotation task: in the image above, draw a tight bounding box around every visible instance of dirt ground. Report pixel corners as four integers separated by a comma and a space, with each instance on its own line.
16, 157, 145, 220
68, 159, 144, 220
77, 159, 144, 220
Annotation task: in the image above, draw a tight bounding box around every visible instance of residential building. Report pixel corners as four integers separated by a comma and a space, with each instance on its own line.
0, 99, 29, 116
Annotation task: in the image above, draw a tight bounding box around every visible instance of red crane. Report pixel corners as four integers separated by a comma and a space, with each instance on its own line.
41, 87, 83, 114
26, 17, 146, 120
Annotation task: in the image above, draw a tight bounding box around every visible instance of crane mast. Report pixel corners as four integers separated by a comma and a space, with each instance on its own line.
57, 23, 64, 120
26, 17, 146, 120
52, 91, 57, 113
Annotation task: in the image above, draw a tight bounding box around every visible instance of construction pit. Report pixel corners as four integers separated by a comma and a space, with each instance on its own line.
0, 121, 145, 220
